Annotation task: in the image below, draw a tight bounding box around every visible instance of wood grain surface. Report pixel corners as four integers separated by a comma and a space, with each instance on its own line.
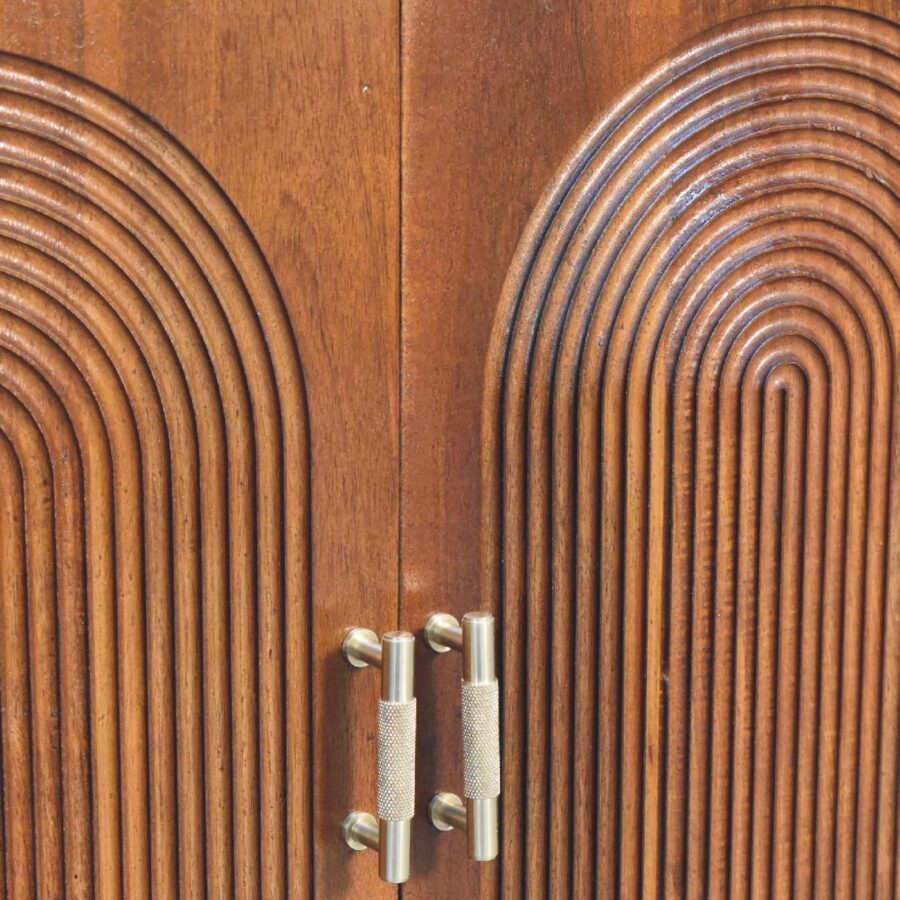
0, 0, 898, 897
0, 2, 400, 898
483, 7, 900, 900
403, 1, 899, 898
0, 53, 311, 899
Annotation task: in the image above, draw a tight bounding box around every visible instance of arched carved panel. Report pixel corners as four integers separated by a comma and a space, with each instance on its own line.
0, 56, 311, 899
483, 8, 900, 897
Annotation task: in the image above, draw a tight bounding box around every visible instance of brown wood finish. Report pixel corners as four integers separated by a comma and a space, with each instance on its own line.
481, 9, 900, 889
403, 1, 899, 898
0, 2, 400, 899
0, 0, 898, 898
0, 55, 311, 899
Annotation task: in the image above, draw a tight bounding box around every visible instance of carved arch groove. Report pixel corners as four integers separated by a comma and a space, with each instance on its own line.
0, 56, 311, 900
483, 9, 900, 898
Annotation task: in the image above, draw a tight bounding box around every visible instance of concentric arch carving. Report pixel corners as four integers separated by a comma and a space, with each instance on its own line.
482, 8, 900, 898
0, 57, 310, 898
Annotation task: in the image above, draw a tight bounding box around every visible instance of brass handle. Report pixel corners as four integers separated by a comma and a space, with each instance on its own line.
425, 611, 500, 861
341, 628, 416, 883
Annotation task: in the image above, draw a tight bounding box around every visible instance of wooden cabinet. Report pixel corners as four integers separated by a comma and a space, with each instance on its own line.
0, 1, 897, 897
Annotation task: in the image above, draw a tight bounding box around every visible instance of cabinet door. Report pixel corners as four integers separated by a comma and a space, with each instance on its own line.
0, 3, 399, 898
403, 1, 900, 897
3, 1, 899, 898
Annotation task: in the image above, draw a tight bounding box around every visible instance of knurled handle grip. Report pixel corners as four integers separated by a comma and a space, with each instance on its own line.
377, 697, 417, 820
461, 679, 500, 800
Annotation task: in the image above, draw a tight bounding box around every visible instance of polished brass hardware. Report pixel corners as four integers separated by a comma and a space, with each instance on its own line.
341, 811, 379, 851
424, 611, 500, 861
428, 792, 466, 831
341, 628, 416, 883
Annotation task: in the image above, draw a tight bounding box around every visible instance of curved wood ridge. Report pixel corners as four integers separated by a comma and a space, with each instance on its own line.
0, 57, 311, 899
482, 8, 900, 897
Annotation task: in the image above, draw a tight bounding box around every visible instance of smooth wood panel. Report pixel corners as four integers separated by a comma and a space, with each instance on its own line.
403, 1, 898, 897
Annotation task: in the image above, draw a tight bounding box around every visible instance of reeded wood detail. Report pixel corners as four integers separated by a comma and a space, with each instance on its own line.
0, 56, 311, 899
482, 8, 900, 897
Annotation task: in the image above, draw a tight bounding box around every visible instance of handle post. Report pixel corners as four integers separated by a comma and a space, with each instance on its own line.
341, 627, 416, 883
425, 610, 500, 861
